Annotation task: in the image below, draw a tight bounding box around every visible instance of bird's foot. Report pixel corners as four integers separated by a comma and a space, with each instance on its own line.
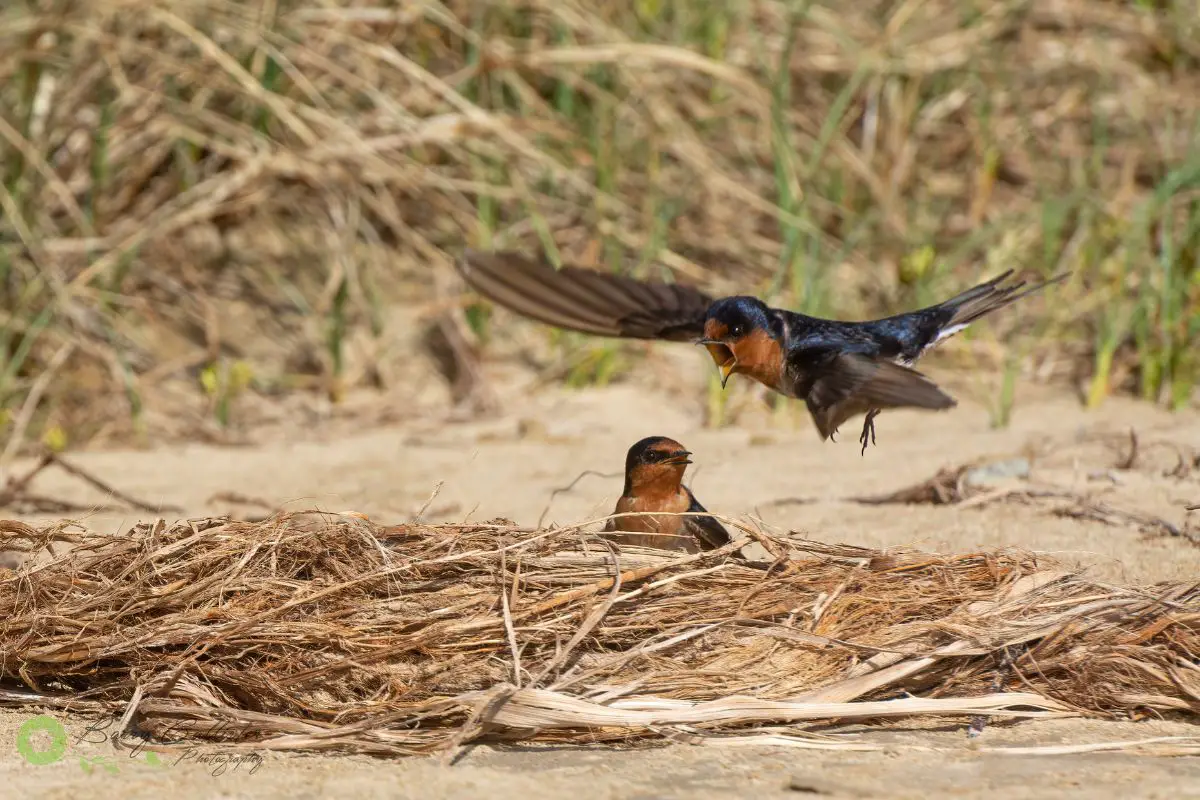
859, 410, 879, 456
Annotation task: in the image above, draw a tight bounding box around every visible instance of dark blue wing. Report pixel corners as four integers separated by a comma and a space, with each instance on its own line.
682, 487, 731, 550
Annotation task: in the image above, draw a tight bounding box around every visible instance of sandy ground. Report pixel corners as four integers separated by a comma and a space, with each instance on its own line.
2, 370, 1199, 797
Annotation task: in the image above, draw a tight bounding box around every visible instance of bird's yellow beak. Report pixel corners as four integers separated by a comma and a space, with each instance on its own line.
697, 338, 737, 389
717, 359, 735, 389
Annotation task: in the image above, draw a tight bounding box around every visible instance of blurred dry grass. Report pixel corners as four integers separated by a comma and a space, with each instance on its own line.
1, 0, 1198, 451
0, 511, 1197, 754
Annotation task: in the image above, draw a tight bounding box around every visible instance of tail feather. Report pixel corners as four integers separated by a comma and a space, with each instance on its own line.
900, 270, 1070, 357
940, 270, 1069, 330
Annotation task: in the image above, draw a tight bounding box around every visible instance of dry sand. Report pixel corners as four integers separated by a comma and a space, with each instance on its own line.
2, 377, 1199, 798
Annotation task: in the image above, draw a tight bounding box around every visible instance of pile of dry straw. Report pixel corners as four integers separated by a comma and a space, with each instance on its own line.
1, 511, 1197, 756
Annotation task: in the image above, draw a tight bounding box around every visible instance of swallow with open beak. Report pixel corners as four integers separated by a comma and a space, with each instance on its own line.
602, 436, 731, 553
456, 250, 1068, 454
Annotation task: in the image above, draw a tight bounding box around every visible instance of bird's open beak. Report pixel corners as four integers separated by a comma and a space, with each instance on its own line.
717, 360, 735, 389
661, 450, 693, 466
696, 338, 736, 389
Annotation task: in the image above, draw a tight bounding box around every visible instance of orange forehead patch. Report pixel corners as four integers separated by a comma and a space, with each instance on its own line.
703, 319, 729, 340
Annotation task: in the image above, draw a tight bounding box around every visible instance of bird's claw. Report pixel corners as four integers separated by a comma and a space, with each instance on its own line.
859, 410, 879, 456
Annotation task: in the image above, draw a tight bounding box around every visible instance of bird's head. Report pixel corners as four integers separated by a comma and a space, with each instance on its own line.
623, 436, 693, 496
696, 296, 776, 388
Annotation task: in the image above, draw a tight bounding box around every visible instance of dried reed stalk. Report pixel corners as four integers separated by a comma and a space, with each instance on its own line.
0, 511, 1197, 756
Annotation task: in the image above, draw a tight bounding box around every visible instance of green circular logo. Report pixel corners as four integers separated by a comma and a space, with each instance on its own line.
16, 715, 68, 766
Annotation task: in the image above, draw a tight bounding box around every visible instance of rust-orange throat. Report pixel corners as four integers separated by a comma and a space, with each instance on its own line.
697, 318, 783, 391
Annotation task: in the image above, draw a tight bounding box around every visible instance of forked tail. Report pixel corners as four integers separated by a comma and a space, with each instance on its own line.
937, 270, 1069, 331
915, 269, 1070, 354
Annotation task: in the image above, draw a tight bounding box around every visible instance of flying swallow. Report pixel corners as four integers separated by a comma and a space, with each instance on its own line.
602, 436, 731, 553
456, 250, 1067, 453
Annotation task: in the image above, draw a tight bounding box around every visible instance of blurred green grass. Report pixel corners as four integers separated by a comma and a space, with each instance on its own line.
0, 0, 1197, 451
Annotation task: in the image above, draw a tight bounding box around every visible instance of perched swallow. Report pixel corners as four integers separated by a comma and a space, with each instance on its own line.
602, 436, 731, 553
456, 250, 1067, 453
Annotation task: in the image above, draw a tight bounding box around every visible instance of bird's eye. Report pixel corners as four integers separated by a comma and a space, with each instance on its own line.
730, 325, 743, 337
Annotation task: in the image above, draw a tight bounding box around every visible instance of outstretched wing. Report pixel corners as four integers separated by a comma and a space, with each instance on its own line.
682, 487, 732, 551
457, 250, 713, 342
802, 352, 957, 440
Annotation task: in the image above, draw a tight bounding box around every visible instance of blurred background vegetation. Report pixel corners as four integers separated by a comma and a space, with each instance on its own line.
1, 0, 1197, 455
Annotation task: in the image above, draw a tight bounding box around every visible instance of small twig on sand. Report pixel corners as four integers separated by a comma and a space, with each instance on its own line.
207, 491, 276, 510
1055, 499, 1183, 538
847, 465, 971, 505
846, 461, 1195, 545
537, 469, 621, 528
0, 451, 181, 514
412, 481, 445, 523
9, 494, 101, 514
206, 491, 280, 523
757, 497, 817, 509
47, 452, 180, 513
0, 453, 54, 507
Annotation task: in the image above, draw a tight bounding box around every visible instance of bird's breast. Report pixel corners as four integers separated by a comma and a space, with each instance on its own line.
611, 491, 691, 532
606, 490, 698, 553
